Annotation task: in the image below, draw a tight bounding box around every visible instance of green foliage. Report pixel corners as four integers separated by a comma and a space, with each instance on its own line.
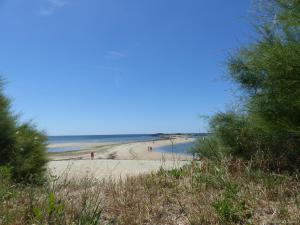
193, 0, 300, 171
0, 177, 106, 225
0, 166, 12, 204
212, 177, 250, 224
167, 167, 187, 179
13, 123, 48, 183
32, 192, 65, 225
191, 136, 225, 160
212, 199, 241, 224
0, 78, 48, 183
0, 166, 12, 182
0, 80, 17, 165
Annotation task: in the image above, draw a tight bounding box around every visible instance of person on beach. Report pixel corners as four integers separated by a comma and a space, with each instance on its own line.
91, 151, 95, 160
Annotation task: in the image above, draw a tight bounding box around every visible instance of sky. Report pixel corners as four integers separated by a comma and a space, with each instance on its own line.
0, 0, 253, 135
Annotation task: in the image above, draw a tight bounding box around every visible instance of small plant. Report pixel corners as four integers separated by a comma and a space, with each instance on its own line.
32, 193, 65, 225
212, 199, 241, 224
167, 167, 186, 179
0, 166, 12, 182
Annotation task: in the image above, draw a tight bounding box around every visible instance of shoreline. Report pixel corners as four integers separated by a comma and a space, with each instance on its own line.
48, 136, 195, 161
48, 137, 194, 180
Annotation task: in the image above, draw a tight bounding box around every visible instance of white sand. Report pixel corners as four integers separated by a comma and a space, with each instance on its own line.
48, 137, 194, 180
48, 159, 188, 180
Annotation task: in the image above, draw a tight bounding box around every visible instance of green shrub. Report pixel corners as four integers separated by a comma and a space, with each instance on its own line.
0, 80, 17, 166
13, 123, 48, 184
0, 78, 48, 184
193, 0, 300, 172
191, 135, 229, 160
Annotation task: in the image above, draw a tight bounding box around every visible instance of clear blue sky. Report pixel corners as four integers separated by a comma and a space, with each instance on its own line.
0, 0, 253, 135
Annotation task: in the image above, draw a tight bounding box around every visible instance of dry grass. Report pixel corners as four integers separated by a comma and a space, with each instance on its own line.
1, 158, 300, 225
100, 158, 300, 225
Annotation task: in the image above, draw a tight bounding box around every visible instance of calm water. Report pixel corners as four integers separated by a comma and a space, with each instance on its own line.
155, 142, 195, 155
48, 134, 159, 153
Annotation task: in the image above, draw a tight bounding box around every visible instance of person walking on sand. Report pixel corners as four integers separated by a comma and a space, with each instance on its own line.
91, 151, 95, 160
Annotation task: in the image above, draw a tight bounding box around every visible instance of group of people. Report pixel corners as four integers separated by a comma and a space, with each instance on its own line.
147, 146, 153, 152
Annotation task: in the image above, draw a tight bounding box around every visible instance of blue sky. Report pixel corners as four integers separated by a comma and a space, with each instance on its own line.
0, 0, 253, 135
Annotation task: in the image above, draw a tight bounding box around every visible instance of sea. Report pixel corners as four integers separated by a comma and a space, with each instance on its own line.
47, 134, 160, 153
155, 142, 195, 155
47, 134, 200, 154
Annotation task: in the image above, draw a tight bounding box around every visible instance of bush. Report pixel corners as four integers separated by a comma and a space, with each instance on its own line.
191, 136, 226, 160
193, 0, 300, 172
13, 123, 48, 183
209, 112, 255, 159
0, 79, 48, 183
0, 81, 17, 165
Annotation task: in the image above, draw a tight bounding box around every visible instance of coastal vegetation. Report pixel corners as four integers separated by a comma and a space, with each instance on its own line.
1, 0, 300, 224
192, 0, 300, 172
0, 79, 48, 184
1, 158, 299, 224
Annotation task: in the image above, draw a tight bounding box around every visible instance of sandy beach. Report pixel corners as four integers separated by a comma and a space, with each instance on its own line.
48, 137, 194, 180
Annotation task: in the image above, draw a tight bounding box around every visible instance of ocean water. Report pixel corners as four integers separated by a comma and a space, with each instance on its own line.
155, 142, 195, 155
48, 134, 159, 153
